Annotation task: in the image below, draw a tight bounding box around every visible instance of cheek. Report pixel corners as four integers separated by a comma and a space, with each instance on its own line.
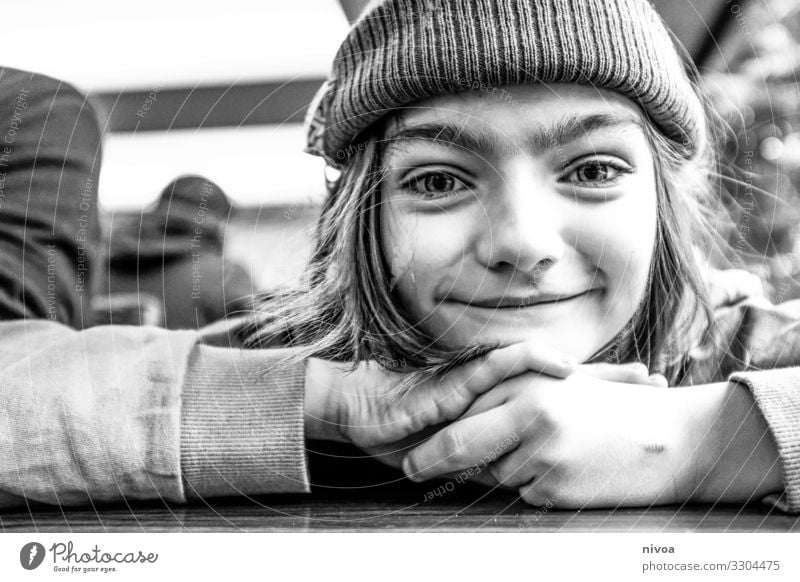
381, 205, 471, 310
611, 189, 658, 297
576, 185, 658, 297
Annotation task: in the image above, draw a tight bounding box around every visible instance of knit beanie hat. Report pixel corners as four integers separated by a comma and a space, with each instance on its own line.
305, 0, 705, 167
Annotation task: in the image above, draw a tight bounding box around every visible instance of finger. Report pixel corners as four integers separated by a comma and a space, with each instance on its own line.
647, 374, 669, 388
579, 363, 669, 388
425, 342, 575, 424
437, 464, 501, 488
708, 268, 763, 307
467, 467, 501, 488
455, 341, 577, 395
578, 362, 650, 384
489, 445, 544, 489
403, 405, 520, 482
518, 477, 560, 508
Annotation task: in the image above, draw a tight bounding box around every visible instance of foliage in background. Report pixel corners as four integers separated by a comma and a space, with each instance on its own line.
706, 0, 800, 302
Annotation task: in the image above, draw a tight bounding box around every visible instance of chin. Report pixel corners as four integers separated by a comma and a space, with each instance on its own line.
433, 323, 603, 362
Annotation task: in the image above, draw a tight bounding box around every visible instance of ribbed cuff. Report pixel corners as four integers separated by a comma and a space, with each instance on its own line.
180, 344, 310, 499
729, 367, 800, 514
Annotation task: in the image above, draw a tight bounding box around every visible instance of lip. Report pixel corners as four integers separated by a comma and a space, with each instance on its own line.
452, 289, 597, 309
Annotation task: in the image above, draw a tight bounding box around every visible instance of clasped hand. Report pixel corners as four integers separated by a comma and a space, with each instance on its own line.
305, 341, 714, 508
307, 335, 782, 508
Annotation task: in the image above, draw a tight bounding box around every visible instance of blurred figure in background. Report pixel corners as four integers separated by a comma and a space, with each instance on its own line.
0, 67, 101, 328
99, 175, 255, 328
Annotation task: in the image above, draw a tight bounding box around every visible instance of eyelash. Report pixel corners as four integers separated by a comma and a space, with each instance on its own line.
402, 171, 470, 200
401, 157, 633, 200
561, 157, 633, 187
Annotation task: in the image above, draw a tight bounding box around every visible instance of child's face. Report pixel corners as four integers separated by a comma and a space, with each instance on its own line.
378, 83, 659, 361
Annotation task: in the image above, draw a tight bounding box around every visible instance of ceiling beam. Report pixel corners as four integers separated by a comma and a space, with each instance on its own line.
90, 78, 323, 133
94, 0, 745, 133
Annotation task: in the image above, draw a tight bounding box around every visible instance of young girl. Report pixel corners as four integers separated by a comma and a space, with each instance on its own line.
248, 0, 799, 512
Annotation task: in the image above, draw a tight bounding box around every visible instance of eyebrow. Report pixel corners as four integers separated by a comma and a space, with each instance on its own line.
382, 112, 644, 159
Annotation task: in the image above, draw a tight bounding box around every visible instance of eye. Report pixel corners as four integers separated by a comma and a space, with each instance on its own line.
404, 171, 470, 199
563, 158, 632, 187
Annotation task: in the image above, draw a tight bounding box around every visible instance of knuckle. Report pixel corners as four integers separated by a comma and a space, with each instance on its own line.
396, 413, 423, 437
440, 429, 466, 461
434, 397, 461, 423
529, 407, 558, 436
481, 351, 502, 376
524, 341, 545, 363
460, 352, 496, 385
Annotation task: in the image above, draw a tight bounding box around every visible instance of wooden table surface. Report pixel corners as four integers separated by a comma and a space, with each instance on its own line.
3, 490, 799, 533
4, 442, 800, 533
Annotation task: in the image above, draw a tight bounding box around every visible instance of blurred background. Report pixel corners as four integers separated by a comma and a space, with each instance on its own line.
3, 0, 800, 325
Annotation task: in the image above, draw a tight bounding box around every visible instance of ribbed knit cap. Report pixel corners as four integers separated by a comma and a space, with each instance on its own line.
305, 0, 704, 166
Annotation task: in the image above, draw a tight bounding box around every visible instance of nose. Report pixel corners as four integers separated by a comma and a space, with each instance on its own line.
477, 162, 566, 275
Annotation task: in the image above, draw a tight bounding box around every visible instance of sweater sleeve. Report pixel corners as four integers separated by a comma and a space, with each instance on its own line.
727, 367, 800, 514
692, 284, 800, 514
716, 293, 800, 513
0, 320, 196, 508
180, 344, 310, 499
0, 319, 309, 509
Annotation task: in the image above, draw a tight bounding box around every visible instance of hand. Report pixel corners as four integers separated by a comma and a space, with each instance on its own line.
357, 360, 669, 478
706, 267, 764, 307
304, 341, 578, 463
579, 362, 668, 388
402, 371, 705, 508
414, 361, 669, 487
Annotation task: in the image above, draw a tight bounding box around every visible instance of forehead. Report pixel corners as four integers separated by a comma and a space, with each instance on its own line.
382, 83, 648, 157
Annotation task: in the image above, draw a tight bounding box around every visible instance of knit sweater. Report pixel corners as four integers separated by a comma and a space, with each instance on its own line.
0, 319, 309, 507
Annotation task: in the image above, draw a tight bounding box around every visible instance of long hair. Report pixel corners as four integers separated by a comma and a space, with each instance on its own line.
244, 92, 732, 390
243, 124, 496, 392
619, 113, 724, 385
613, 77, 747, 385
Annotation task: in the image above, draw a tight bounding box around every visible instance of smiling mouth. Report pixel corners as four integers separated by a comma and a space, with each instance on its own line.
453, 289, 597, 309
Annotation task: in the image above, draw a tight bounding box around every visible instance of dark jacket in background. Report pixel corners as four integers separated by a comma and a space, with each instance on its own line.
0, 66, 101, 329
